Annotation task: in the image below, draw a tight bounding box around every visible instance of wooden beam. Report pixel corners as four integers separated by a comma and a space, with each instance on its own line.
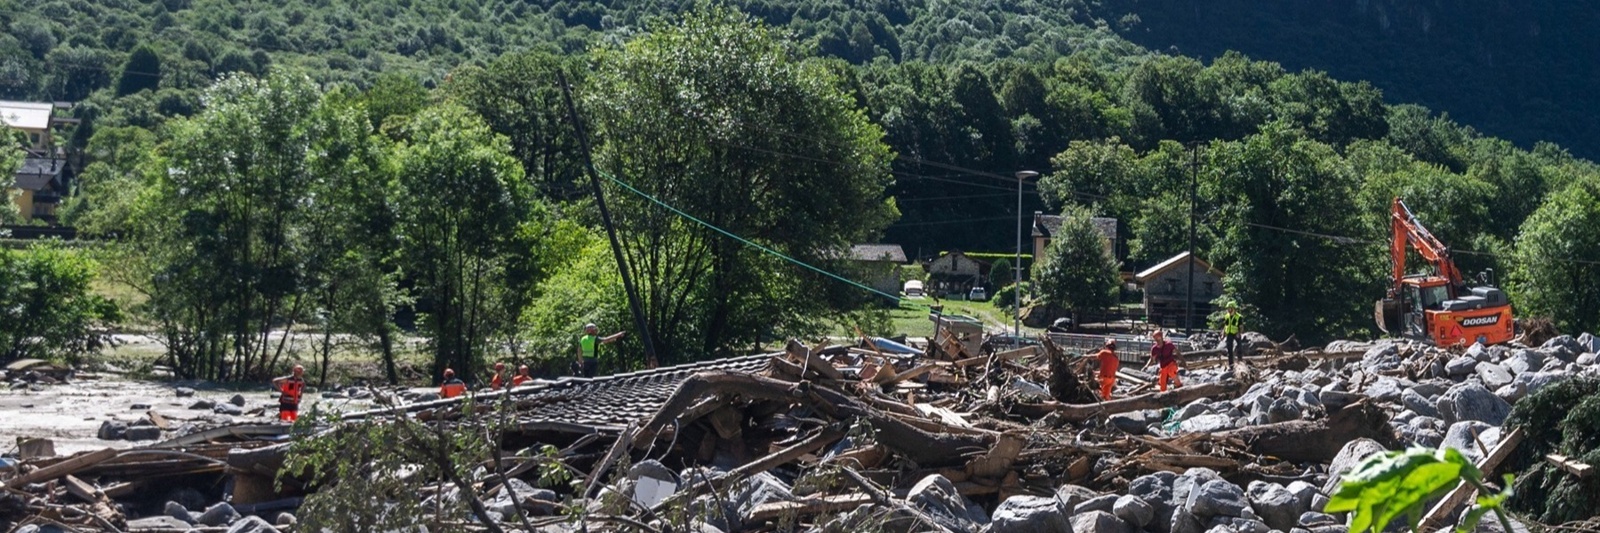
6, 448, 118, 489
1419, 427, 1525, 532
747, 494, 874, 522
1546, 454, 1593, 479
786, 340, 844, 380
1016, 381, 1246, 423
62, 474, 101, 503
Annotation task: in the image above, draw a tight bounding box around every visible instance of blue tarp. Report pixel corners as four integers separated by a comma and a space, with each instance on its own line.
867, 337, 921, 355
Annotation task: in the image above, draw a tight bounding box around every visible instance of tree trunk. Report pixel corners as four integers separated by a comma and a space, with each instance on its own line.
1214, 400, 1398, 463
1015, 381, 1246, 422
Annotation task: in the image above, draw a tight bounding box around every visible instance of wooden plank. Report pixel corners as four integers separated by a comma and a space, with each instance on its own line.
6, 448, 118, 489
62, 474, 102, 503
965, 432, 1025, 479
786, 340, 844, 380
995, 346, 1040, 361
748, 494, 874, 522
1146, 454, 1239, 470
1546, 454, 1593, 479
885, 364, 937, 384
1419, 427, 1525, 531
914, 404, 975, 429
146, 410, 170, 430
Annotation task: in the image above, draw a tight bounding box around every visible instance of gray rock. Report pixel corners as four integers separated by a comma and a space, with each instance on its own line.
1443, 421, 1502, 464
1308, 527, 1348, 533
1171, 509, 1206, 533
129, 517, 194, 530
1177, 399, 1214, 421
1299, 511, 1338, 527
1514, 371, 1567, 395
1286, 481, 1318, 516
1175, 468, 1225, 506
489, 478, 558, 516
1110, 412, 1153, 434
196, 502, 240, 527
1365, 377, 1414, 403
213, 402, 243, 416
1228, 517, 1272, 533
97, 420, 127, 440
229, 394, 247, 406
1076, 494, 1118, 514
1446, 356, 1478, 377
1311, 493, 1331, 513
1410, 415, 1444, 430
1055, 484, 1100, 510
1180, 414, 1235, 433
1247, 482, 1300, 531
130, 403, 152, 410
225, 516, 280, 533
415, 392, 440, 402
164, 501, 193, 523
1400, 389, 1439, 418
1465, 343, 1491, 362
1412, 381, 1449, 397
1113, 495, 1155, 528
1318, 390, 1362, 410
1476, 362, 1514, 390
1504, 351, 1544, 375
1129, 472, 1178, 533
1072, 510, 1131, 533
1543, 335, 1585, 361
1494, 382, 1527, 403
1439, 382, 1511, 425
1190, 480, 1249, 518
990, 495, 1070, 533
1578, 353, 1599, 366
1578, 333, 1600, 354
909, 474, 985, 531
1323, 439, 1388, 494
1266, 397, 1302, 423
189, 399, 215, 410
274, 512, 296, 527
1361, 344, 1403, 372
124, 426, 161, 441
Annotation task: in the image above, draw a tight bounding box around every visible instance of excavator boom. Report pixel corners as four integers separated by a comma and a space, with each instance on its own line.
1377, 197, 1514, 346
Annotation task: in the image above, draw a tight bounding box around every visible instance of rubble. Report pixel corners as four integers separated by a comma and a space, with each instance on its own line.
0, 330, 1596, 532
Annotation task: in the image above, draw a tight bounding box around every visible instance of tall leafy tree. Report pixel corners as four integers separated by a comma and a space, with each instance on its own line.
586, 9, 897, 363
1512, 178, 1600, 334
116, 44, 164, 96
1206, 124, 1381, 342
391, 103, 536, 382
1033, 205, 1120, 320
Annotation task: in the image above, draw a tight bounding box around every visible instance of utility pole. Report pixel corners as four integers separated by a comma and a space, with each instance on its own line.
1185, 143, 1200, 335
557, 69, 660, 369
1014, 170, 1038, 337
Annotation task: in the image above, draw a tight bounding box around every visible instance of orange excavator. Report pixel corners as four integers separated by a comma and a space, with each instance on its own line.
1376, 197, 1514, 346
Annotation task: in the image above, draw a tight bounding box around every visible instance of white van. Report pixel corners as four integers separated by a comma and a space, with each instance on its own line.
903, 280, 925, 298
968, 286, 988, 301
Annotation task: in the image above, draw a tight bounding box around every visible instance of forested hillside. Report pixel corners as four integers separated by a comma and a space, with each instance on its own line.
1096, 0, 1600, 160
5, 1, 1600, 364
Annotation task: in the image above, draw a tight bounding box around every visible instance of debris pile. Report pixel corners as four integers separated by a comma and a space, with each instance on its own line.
1, 332, 1598, 532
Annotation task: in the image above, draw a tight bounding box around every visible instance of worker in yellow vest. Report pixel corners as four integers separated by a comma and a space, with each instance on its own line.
1223, 302, 1243, 366
574, 323, 627, 378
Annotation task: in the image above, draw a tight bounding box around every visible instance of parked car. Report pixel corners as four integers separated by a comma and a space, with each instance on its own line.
903, 280, 925, 298
1047, 317, 1074, 333
981, 334, 1041, 355
968, 286, 988, 301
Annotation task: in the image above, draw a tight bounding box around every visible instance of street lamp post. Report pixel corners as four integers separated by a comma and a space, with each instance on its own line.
1015, 170, 1039, 337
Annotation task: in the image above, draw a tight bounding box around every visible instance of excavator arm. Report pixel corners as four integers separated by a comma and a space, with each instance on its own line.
1389, 197, 1463, 295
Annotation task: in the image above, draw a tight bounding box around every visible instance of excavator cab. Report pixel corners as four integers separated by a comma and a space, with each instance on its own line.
1376, 198, 1516, 347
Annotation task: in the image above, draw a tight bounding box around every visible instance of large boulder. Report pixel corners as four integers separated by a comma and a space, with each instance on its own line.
1513, 371, 1567, 395
1076, 494, 1119, 514
1504, 350, 1545, 375
195, 502, 240, 527
1542, 335, 1586, 361
1323, 439, 1388, 493
1364, 377, 1413, 403
1180, 414, 1235, 433
1438, 382, 1512, 425
1113, 495, 1155, 529
1442, 421, 1502, 464
989, 495, 1070, 532
97, 420, 128, 441
225, 516, 280, 533
1361, 344, 1403, 372
124, 426, 161, 441
1246, 482, 1300, 532
1072, 510, 1131, 533
1188, 480, 1249, 519
1267, 397, 1303, 423
490, 478, 559, 516
1129, 472, 1178, 533
909, 474, 987, 531
1401, 389, 1441, 419
1445, 356, 1479, 378
1578, 332, 1600, 354
1475, 363, 1514, 390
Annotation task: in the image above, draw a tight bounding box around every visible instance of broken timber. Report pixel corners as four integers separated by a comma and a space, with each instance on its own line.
1418, 427, 1525, 532
1015, 380, 1246, 422
1216, 399, 1397, 463
1545, 453, 1593, 479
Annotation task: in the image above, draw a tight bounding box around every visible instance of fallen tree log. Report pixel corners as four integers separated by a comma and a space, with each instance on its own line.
1014, 380, 1247, 422
1214, 400, 1398, 463
1419, 427, 1525, 531
637, 371, 991, 466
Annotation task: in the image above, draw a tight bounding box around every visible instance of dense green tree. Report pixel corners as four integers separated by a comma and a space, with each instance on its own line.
445, 52, 587, 200
116, 44, 163, 96
0, 245, 120, 363
990, 257, 1013, 288
1034, 205, 1120, 319
1512, 178, 1600, 334
586, 9, 897, 363
390, 103, 536, 383
0, 132, 21, 223
1206, 124, 1381, 342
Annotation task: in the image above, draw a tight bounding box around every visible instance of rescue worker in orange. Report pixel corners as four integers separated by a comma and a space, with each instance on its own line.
1094, 338, 1120, 401
440, 368, 467, 398
511, 365, 533, 387
1145, 329, 1184, 391
489, 362, 507, 390
271, 365, 306, 422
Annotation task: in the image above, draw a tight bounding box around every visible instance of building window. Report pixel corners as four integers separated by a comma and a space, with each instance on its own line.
1205, 281, 1215, 295
29, 132, 41, 146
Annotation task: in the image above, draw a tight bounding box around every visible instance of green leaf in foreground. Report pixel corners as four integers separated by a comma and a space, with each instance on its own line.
1326, 447, 1492, 533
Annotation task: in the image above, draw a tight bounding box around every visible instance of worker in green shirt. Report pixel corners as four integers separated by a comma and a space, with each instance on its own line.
1223, 302, 1243, 366
573, 323, 627, 378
